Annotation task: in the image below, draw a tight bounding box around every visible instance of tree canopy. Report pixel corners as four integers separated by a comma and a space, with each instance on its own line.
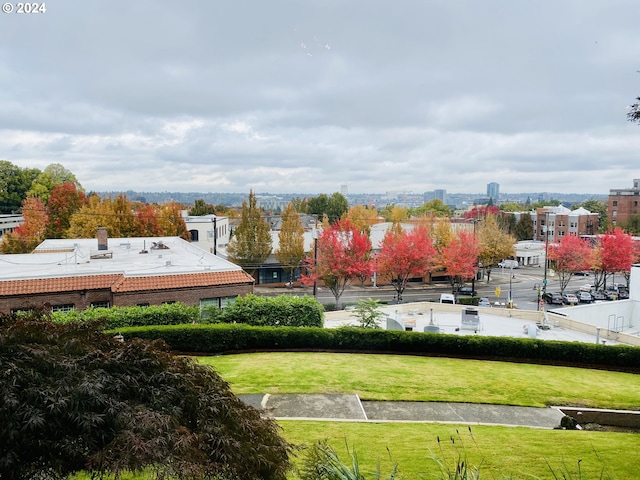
275, 202, 306, 282
0, 313, 292, 480
227, 190, 272, 274
307, 192, 349, 224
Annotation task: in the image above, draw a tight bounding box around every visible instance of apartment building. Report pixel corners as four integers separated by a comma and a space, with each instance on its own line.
608, 179, 640, 226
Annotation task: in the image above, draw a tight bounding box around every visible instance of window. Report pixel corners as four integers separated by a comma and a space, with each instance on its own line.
612, 211, 617, 217
52, 304, 74, 313
91, 301, 110, 309
189, 229, 199, 242
613, 201, 618, 206
136, 303, 150, 307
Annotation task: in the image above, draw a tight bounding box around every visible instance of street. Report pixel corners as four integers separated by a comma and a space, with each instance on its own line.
255, 266, 608, 311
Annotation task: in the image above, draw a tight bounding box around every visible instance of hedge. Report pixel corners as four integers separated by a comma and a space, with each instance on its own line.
52, 295, 324, 329
113, 324, 640, 373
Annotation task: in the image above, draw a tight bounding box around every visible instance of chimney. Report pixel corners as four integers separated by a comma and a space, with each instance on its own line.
97, 227, 108, 251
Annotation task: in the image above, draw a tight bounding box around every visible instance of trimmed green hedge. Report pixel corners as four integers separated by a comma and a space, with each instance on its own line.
219, 294, 324, 327
113, 324, 640, 372
53, 295, 324, 330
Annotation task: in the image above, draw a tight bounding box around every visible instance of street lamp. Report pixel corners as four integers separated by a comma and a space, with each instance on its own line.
508, 263, 513, 308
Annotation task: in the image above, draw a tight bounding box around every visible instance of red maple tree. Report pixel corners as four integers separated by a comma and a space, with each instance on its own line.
600, 227, 635, 288
377, 225, 436, 303
547, 235, 592, 293
440, 230, 480, 295
464, 205, 500, 220
46, 182, 87, 238
133, 203, 163, 237
301, 219, 372, 310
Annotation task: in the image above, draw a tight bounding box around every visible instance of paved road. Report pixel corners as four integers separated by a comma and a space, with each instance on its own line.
238, 394, 567, 429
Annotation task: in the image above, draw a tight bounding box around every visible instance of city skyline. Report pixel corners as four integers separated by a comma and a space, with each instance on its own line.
1, 2, 639, 194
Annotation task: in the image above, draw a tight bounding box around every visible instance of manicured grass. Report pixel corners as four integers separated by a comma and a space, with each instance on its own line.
200, 352, 640, 409
281, 421, 639, 479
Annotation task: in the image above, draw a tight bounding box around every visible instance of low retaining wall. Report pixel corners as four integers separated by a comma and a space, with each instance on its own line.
558, 407, 640, 428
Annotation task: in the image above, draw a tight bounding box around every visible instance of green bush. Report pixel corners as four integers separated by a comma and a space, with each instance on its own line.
53, 295, 325, 329
113, 324, 640, 372
52, 303, 201, 329
220, 294, 324, 327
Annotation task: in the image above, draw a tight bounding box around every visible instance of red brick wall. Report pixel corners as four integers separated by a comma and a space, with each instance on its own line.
0, 284, 253, 314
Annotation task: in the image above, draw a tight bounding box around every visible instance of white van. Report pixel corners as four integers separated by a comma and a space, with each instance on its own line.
439, 293, 455, 304
498, 259, 519, 269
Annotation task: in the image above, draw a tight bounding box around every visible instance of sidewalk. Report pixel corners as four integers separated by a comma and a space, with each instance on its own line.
238, 394, 566, 429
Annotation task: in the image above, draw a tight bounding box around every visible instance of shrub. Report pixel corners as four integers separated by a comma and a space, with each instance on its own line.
53, 295, 325, 329
220, 294, 324, 327
114, 324, 640, 372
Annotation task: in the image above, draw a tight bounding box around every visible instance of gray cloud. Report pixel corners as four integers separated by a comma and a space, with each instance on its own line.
0, 0, 638, 196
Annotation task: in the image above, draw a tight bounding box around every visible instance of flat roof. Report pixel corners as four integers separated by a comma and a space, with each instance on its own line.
0, 236, 243, 280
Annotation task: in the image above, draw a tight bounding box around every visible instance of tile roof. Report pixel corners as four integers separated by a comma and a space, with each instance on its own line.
0, 275, 121, 296
112, 271, 254, 293
0, 271, 254, 296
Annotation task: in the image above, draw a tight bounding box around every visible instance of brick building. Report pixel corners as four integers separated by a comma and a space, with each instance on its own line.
523, 205, 599, 243
0, 233, 254, 314
608, 178, 640, 227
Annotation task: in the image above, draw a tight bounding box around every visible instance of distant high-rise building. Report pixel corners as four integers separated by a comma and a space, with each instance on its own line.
487, 182, 499, 202
341, 184, 348, 197
434, 189, 447, 203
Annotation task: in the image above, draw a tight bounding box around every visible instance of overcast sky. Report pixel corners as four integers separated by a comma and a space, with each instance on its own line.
1, 1, 639, 196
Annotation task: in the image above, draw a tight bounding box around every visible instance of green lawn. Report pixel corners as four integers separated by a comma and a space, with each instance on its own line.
281, 421, 639, 479
200, 352, 640, 409
200, 352, 640, 479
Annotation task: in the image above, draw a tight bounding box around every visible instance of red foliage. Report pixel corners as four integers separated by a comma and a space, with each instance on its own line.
547, 235, 592, 292
600, 227, 635, 274
301, 219, 372, 308
377, 225, 436, 300
46, 182, 87, 238
133, 203, 163, 237
464, 205, 500, 220
441, 230, 480, 281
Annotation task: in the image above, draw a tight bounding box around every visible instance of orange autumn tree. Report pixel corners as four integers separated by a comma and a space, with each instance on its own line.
0, 197, 48, 253
377, 224, 436, 303
302, 219, 372, 310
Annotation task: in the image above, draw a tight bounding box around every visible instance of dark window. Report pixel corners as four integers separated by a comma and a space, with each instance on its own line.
613, 201, 618, 206
91, 301, 110, 308
189, 229, 199, 242
52, 304, 74, 313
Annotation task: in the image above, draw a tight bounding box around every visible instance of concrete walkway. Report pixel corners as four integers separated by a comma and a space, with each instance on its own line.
238, 394, 566, 429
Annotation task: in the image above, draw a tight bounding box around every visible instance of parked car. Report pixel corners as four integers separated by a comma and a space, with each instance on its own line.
477, 297, 491, 307
542, 292, 563, 305
458, 286, 477, 296
498, 260, 519, 269
574, 270, 590, 276
575, 291, 593, 303
591, 290, 608, 301
562, 293, 579, 305
579, 284, 594, 292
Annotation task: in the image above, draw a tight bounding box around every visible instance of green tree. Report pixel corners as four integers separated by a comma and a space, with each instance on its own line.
620, 214, 640, 235
410, 199, 452, 217
275, 202, 306, 283
0, 161, 40, 214
228, 190, 272, 275
499, 202, 525, 212
0, 313, 292, 480
353, 298, 385, 328
188, 198, 217, 216
308, 192, 348, 224
477, 214, 516, 282
27, 163, 82, 202
514, 213, 534, 241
